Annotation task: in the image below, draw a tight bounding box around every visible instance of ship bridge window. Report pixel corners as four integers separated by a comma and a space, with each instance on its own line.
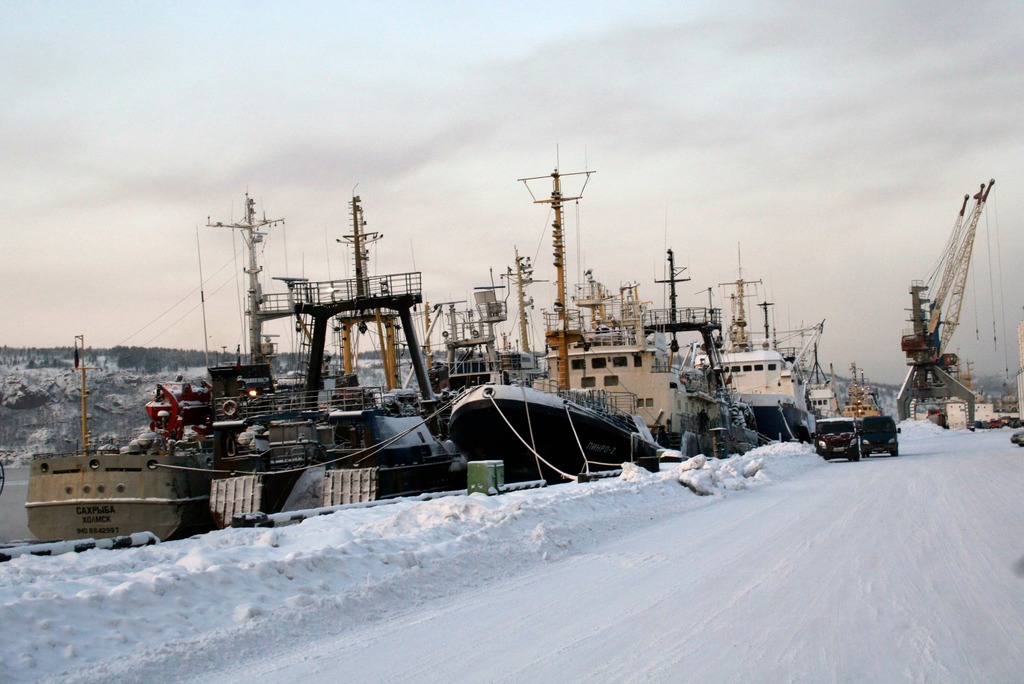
768, 363, 777, 370
645, 398, 654, 407
612, 356, 628, 367
633, 355, 643, 367
731, 365, 741, 372
603, 375, 619, 386
591, 357, 607, 369
754, 364, 764, 371
743, 365, 753, 372
581, 376, 596, 388
571, 359, 585, 370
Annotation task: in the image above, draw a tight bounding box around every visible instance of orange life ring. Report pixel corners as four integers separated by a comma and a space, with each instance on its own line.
222, 399, 239, 418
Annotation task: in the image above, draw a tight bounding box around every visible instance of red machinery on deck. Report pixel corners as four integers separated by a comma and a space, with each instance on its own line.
145, 380, 213, 440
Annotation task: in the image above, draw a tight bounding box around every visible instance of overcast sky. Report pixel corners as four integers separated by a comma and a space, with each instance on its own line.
2, 1, 1022, 386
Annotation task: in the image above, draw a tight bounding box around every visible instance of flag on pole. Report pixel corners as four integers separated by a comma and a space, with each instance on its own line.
74, 342, 80, 369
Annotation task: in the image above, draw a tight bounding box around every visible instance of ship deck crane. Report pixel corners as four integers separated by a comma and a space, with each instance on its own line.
897, 179, 994, 425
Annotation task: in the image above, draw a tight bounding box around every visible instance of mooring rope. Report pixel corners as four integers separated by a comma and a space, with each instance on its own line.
487, 391, 577, 482
777, 404, 796, 441
519, 384, 541, 480
563, 401, 591, 475
586, 460, 624, 468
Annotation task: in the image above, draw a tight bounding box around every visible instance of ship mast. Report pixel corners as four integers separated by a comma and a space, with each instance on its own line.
74, 335, 96, 456
317, 194, 404, 387
341, 195, 382, 298
655, 248, 690, 361
722, 276, 748, 349
336, 195, 387, 377
519, 168, 593, 389
757, 299, 774, 344
208, 194, 284, 365
655, 248, 689, 322
513, 247, 535, 353
719, 251, 761, 351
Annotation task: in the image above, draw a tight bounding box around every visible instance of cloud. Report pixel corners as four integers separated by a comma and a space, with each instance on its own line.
1, 2, 1021, 384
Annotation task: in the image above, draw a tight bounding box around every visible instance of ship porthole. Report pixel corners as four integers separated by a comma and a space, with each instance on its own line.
83, 485, 91, 494
97, 485, 105, 493
40, 463, 49, 473
64, 486, 72, 495
116, 484, 126, 493
147, 459, 158, 470
89, 459, 100, 470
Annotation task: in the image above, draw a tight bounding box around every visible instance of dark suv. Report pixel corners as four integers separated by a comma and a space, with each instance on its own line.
859, 415, 900, 457
815, 418, 860, 461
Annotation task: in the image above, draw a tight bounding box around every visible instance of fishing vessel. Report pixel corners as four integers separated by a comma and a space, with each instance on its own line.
448, 168, 661, 484
806, 346, 841, 420
25, 193, 289, 541
205, 194, 465, 527
807, 382, 841, 420
25, 337, 214, 541
449, 383, 658, 483
715, 270, 819, 442
840, 363, 882, 418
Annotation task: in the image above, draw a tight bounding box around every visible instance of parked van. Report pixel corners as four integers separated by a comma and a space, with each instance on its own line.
814, 418, 860, 461
859, 415, 900, 457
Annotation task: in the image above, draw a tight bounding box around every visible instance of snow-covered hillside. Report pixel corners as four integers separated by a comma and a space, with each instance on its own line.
1, 421, 1022, 683
0, 366, 195, 467
0, 359, 391, 467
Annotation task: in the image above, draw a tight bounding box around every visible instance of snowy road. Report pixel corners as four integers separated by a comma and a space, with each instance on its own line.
210, 428, 1024, 683
3, 423, 1023, 683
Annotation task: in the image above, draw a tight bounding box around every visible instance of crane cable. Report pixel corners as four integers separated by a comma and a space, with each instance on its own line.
990, 193, 1010, 377
984, 192, 998, 353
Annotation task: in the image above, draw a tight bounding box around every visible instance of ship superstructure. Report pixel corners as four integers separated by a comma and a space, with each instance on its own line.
715, 268, 819, 442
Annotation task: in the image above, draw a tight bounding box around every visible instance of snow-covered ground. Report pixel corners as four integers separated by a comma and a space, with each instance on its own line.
2, 421, 1023, 683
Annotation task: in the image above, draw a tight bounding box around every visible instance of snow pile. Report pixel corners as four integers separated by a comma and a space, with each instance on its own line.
675, 441, 813, 495
897, 417, 956, 439
0, 441, 818, 682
